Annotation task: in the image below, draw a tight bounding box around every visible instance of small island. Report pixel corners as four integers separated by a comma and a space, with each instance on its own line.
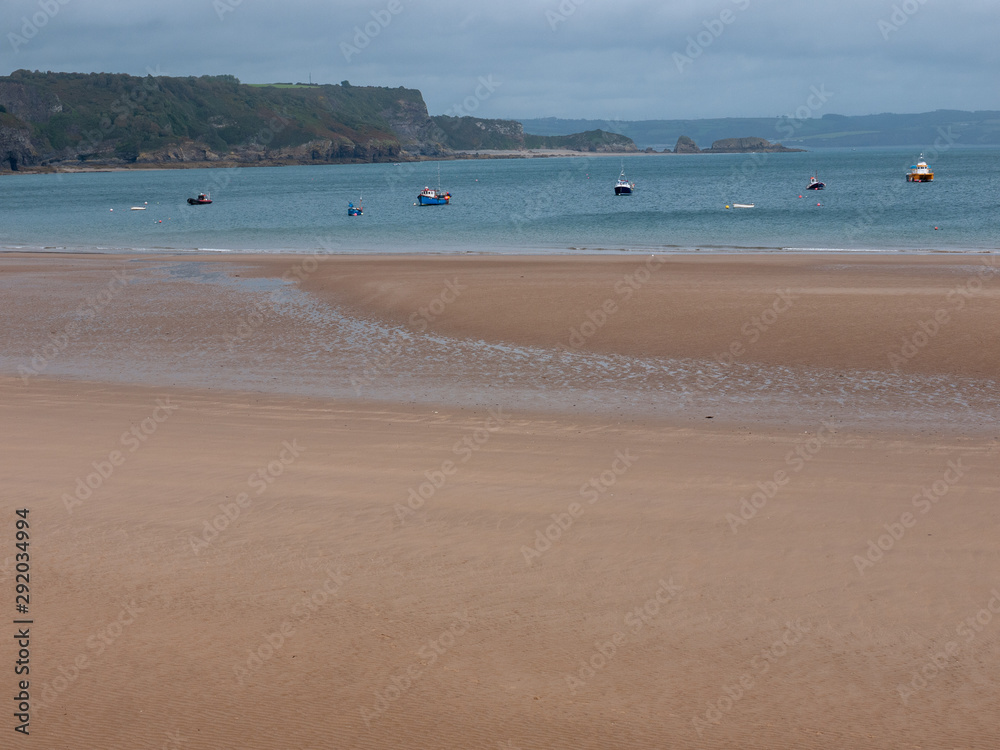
672, 135, 804, 153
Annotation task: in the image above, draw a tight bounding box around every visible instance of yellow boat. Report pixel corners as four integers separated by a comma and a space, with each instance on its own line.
906, 155, 934, 182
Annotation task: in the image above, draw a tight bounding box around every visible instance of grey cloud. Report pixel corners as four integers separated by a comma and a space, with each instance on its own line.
2, 0, 997, 119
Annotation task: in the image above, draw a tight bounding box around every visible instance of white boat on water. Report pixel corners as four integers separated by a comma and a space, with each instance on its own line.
614, 163, 634, 195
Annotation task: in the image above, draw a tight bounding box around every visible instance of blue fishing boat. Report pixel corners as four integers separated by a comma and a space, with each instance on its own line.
417, 186, 450, 205
416, 166, 451, 205
348, 194, 363, 216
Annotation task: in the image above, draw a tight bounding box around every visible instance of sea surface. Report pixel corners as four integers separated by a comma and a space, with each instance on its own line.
1, 146, 998, 255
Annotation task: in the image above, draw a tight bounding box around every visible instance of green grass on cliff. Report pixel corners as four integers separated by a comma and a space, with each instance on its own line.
2, 70, 423, 161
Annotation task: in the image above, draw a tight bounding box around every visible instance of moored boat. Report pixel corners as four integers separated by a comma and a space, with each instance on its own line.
417, 166, 450, 205
906, 156, 934, 182
807, 173, 825, 190
614, 163, 635, 195
417, 186, 450, 206
187, 193, 212, 205
348, 194, 363, 216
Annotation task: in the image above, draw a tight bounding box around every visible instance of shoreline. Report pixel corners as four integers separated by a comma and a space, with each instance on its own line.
1, 149, 640, 175
2, 245, 998, 257
0, 146, 824, 176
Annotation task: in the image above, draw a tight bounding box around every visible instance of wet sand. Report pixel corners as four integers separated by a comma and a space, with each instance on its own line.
1, 252, 999, 748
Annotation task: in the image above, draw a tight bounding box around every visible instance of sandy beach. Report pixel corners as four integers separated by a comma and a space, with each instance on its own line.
2, 252, 999, 748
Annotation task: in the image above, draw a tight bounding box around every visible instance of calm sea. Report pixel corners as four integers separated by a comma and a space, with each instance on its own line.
1, 146, 998, 255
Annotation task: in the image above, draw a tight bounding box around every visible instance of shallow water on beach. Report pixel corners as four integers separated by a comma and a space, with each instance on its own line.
2, 146, 999, 255
4, 258, 997, 434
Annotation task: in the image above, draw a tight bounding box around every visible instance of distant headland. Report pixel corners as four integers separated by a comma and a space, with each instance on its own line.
0, 71, 817, 173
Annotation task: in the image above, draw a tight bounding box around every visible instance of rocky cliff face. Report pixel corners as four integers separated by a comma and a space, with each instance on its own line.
0, 81, 62, 123
430, 116, 526, 150
0, 115, 37, 170
381, 98, 448, 154
0, 71, 638, 171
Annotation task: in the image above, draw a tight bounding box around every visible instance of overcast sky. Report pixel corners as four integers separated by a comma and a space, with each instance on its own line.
4, 0, 998, 120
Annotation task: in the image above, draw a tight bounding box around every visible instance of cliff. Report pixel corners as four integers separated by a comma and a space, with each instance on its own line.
0, 71, 638, 172
429, 116, 527, 151
0, 71, 422, 170
0, 111, 37, 170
